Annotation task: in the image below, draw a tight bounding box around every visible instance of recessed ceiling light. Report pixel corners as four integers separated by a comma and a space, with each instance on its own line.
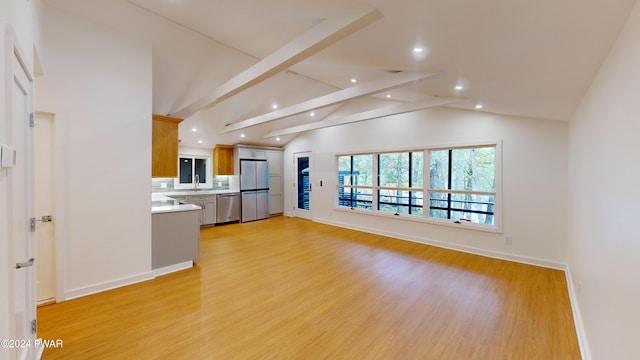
272, 104, 278, 109
240, 133, 245, 138
350, 78, 357, 83
197, 140, 203, 144
310, 111, 315, 117
276, 137, 281, 142
386, 94, 391, 98
475, 104, 483, 109
191, 128, 197, 132
413, 47, 424, 53
455, 85, 464, 90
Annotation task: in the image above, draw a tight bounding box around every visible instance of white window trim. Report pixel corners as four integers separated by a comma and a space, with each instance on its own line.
174, 154, 213, 190
377, 150, 424, 216
334, 140, 503, 233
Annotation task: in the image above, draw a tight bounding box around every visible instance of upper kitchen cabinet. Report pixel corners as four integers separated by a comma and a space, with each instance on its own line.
238, 147, 266, 160
152, 114, 184, 178
214, 144, 234, 175
266, 150, 283, 176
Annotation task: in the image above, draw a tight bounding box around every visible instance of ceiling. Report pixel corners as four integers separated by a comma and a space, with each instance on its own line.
46, 0, 637, 148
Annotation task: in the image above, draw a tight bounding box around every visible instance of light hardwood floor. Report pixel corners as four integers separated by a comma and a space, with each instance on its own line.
38, 216, 580, 359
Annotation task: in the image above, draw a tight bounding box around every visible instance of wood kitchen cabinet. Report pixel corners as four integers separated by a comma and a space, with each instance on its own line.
214, 144, 234, 175
152, 114, 183, 178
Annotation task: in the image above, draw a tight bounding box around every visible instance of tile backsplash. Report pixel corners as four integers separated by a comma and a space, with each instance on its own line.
152, 176, 231, 192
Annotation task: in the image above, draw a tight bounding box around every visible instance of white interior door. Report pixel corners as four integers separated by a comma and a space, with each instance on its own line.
9, 41, 37, 359
35, 112, 56, 305
293, 152, 312, 220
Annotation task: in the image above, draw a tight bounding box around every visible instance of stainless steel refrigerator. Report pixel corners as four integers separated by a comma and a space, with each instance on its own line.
240, 159, 269, 222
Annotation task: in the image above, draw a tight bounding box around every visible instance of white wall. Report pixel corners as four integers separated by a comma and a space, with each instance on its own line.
0, 0, 43, 66
35, 4, 153, 298
285, 106, 568, 266
567, 1, 640, 358
0, 1, 44, 358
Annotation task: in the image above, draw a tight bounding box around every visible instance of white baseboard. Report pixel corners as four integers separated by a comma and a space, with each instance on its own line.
315, 217, 565, 270
63, 271, 154, 301
61, 262, 194, 302
564, 265, 591, 360
152, 261, 193, 277
35, 343, 44, 360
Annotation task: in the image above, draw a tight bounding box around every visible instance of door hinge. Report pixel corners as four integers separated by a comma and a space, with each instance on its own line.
31, 319, 37, 334
30, 217, 36, 232
29, 113, 35, 128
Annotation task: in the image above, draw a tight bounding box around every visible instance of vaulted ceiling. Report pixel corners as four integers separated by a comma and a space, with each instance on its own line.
47, 0, 637, 148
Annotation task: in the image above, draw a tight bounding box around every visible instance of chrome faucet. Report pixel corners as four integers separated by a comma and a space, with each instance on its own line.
194, 174, 200, 191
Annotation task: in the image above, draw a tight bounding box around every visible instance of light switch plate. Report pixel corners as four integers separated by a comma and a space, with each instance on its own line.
1, 144, 16, 168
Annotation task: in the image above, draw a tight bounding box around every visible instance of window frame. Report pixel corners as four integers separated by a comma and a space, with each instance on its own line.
337, 154, 375, 211
426, 145, 498, 228
335, 141, 502, 233
174, 154, 213, 190
376, 150, 424, 216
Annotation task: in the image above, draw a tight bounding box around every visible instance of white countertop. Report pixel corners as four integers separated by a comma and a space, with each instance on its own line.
151, 193, 202, 214
155, 189, 240, 196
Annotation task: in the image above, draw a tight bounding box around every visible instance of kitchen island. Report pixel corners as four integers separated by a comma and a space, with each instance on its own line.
151, 193, 201, 276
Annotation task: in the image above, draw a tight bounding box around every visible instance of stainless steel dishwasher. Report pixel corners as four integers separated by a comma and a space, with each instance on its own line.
216, 193, 240, 224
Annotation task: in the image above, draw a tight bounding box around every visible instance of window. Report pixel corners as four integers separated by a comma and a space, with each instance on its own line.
429, 146, 496, 225
377, 151, 423, 215
178, 156, 207, 186
296, 156, 310, 210
337, 154, 373, 209
336, 143, 499, 231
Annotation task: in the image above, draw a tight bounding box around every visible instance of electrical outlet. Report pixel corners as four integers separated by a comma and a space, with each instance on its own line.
504, 235, 512, 245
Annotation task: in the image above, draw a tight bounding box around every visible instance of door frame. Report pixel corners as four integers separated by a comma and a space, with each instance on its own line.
35, 111, 67, 304
293, 151, 312, 220
34, 111, 57, 305
3, 23, 37, 359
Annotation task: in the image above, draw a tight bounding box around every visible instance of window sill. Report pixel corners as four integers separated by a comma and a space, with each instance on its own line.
333, 206, 502, 234
173, 182, 213, 190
